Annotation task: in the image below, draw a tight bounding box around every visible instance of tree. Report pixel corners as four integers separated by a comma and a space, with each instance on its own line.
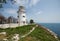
0, 13, 6, 24
0, 0, 7, 8
30, 19, 34, 24
0, 0, 15, 8
0, 0, 6, 3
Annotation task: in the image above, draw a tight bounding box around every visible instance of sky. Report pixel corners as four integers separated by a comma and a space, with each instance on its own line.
0, 0, 60, 23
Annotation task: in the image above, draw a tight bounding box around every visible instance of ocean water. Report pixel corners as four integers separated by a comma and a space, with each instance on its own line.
38, 23, 60, 36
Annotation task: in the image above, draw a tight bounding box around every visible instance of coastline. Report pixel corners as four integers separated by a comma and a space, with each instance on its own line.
37, 24, 58, 39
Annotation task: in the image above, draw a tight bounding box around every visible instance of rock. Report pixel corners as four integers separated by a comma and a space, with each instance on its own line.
3, 38, 8, 41
0, 32, 6, 35
12, 34, 19, 41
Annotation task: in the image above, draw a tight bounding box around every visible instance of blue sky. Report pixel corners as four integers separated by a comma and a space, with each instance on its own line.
0, 0, 60, 23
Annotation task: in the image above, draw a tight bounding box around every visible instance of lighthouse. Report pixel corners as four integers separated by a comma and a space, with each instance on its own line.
17, 6, 27, 26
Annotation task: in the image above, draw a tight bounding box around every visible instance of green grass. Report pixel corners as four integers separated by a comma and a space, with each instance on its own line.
0, 24, 60, 41
0, 25, 35, 41
58, 36, 60, 40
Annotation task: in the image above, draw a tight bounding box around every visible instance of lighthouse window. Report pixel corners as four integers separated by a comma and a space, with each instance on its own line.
23, 21, 25, 24
23, 16, 25, 17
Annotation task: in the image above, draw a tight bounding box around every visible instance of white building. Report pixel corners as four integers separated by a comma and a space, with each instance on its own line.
17, 6, 27, 26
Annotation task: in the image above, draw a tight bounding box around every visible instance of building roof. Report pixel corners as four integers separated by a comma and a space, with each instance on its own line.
0, 13, 5, 19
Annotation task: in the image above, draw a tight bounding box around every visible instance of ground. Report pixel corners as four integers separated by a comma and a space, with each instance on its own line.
0, 24, 60, 41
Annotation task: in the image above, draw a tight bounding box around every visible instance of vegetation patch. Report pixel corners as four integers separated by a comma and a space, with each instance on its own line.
0, 24, 60, 41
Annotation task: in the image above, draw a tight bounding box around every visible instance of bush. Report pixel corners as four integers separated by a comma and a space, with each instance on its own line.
30, 19, 34, 24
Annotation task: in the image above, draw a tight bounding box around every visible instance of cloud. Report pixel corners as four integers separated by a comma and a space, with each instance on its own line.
29, 0, 40, 7
13, 0, 40, 7
37, 11, 42, 14
13, 0, 29, 6
35, 11, 42, 15
4, 9, 17, 14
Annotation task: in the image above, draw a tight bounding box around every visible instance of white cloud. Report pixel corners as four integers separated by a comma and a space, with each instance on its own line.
29, 0, 40, 7
4, 9, 17, 14
35, 11, 42, 15
37, 11, 42, 15
13, 0, 29, 6
13, 0, 40, 7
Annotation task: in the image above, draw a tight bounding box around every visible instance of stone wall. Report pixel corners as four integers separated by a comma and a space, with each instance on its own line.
0, 23, 18, 29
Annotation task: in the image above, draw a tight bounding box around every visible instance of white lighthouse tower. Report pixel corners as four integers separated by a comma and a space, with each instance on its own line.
17, 6, 27, 26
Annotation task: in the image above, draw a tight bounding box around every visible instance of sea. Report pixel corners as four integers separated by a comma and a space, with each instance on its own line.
38, 23, 60, 36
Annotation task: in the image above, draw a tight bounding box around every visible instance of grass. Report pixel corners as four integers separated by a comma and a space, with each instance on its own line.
58, 36, 60, 40
0, 25, 35, 41
0, 24, 60, 41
